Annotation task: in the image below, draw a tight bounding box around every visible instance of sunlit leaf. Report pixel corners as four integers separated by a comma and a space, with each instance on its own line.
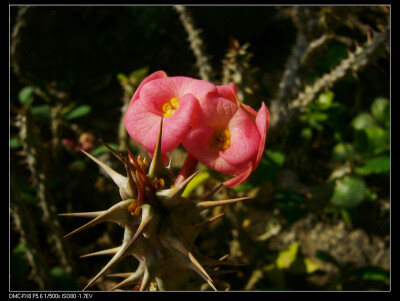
317, 91, 334, 109
276, 242, 300, 269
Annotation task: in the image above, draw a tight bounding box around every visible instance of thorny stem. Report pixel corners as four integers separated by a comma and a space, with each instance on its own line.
174, 5, 213, 82
288, 28, 389, 118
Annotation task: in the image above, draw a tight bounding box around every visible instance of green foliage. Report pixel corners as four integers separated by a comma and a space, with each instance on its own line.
50, 267, 79, 290
355, 155, 390, 175
90, 143, 120, 156
31, 104, 51, 119
18, 86, 35, 107
11, 243, 30, 285
275, 191, 304, 223
63, 104, 92, 120
349, 266, 390, 281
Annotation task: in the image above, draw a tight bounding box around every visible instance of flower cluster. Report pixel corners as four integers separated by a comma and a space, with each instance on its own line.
124, 71, 270, 188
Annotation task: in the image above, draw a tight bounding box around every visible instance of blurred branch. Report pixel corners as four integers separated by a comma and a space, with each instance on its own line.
269, 7, 316, 128
10, 181, 49, 290
174, 5, 213, 81
16, 110, 73, 276
10, 6, 30, 84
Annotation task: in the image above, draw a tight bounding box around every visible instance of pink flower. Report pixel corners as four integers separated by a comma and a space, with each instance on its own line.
124, 71, 216, 156
182, 83, 270, 188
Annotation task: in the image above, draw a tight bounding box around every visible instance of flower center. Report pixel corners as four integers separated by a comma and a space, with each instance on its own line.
209, 129, 231, 154
162, 97, 180, 117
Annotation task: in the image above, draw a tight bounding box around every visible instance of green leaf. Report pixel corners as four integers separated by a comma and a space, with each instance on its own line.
331, 176, 366, 208
317, 91, 334, 109
31, 104, 51, 119
315, 250, 342, 268
355, 155, 390, 175
351, 112, 376, 130
355, 126, 389, 155
64, 105, 91, 120
18, 86, 35, 106
267, 150, 285, 166
349, 266, 390, 281
332, 142, 356, 162
371, 97, 390, 126
129, 66, 149, 80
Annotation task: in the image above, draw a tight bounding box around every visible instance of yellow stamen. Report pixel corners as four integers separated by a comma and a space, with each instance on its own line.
209, 129, 231, 154
153, 176, 165, 190
162, 97, 180, 117
127, 201, 141, 217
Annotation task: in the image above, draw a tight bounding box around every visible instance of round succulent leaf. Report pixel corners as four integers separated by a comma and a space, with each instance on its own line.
351, 112, 376, 130
370, 97, 390, 126
331, 176, 366, 208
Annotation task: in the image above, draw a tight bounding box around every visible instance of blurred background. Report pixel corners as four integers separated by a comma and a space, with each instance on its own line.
10, 5, 390, 291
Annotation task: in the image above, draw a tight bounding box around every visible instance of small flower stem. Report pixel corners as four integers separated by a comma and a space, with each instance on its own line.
174, 153, 199, 187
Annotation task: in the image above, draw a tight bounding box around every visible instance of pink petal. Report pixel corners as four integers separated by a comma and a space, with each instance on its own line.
142, 93, 198, 154
254, 102, 270, 165
223, 163, 253, 188
139, 77, 216, 114
222, 102, 270, 188
216, 82, 238, 103
130, 70, 168, 104
182, 126, 244, 174
220, 108, 261, 166
124, 99, 161, 148
194, 93, 238, 128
